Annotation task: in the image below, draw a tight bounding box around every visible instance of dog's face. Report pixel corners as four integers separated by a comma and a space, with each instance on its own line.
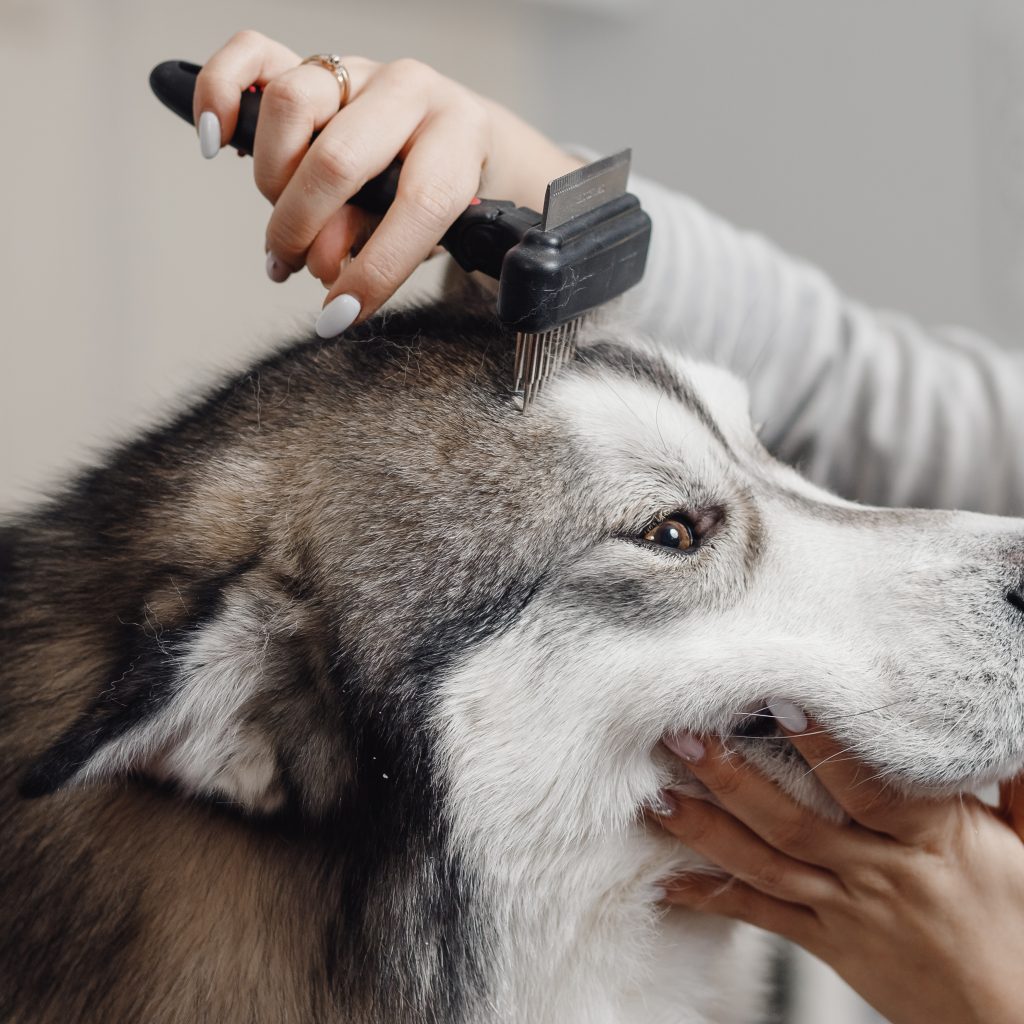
539, 348, 1024, 792
19, 305, 1024, 849
434, 341, 1024, 870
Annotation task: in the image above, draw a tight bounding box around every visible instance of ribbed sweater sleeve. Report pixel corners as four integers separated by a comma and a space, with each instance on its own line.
620, 173, 1024, 516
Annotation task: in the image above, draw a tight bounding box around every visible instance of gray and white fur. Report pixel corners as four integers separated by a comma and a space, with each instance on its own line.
2, 299, 1024, 1023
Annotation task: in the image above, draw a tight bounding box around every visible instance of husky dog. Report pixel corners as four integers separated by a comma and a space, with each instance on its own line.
3, 299, 1024, 1024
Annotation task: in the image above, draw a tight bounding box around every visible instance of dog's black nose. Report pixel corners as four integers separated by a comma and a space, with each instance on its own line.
1006, 586, 1024, 616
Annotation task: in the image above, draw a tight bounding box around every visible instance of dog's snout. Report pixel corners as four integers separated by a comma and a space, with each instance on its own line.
1006, 585, 1024, 617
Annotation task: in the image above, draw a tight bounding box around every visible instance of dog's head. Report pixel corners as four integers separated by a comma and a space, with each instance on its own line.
14, 302, 1024, 847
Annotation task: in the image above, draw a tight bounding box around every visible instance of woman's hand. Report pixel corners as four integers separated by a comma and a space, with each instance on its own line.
193, 30, 582, 335
657, 706, 1024, 1024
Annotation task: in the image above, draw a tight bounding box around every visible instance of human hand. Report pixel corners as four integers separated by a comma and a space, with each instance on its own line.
656, 709, 1024, 1024
193, 30, 582, 335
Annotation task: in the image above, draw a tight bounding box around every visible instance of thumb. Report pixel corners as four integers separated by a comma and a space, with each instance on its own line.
998, 775, 1024, 839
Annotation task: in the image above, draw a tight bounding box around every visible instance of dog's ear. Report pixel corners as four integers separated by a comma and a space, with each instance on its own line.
19, 563, 347, 815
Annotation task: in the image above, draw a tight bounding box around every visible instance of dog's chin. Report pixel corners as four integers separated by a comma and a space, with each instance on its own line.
728, 712, 1023, 804
658, 717, 846, 823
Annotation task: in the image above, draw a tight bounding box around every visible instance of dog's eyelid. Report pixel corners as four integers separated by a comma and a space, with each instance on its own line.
691, 504, 727, 535
634, 504, 725, 540
641, 509, 692, 535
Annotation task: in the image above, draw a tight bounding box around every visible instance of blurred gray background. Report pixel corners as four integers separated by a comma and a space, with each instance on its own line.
4, 0, 1024, 512
4, 1, 1023, 1018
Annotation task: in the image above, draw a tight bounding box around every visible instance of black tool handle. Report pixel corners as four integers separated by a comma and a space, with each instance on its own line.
149, 59, 539, 277
150, 60, 400, 214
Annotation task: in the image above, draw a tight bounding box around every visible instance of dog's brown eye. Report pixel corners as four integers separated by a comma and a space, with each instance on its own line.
643, 518, 694, 551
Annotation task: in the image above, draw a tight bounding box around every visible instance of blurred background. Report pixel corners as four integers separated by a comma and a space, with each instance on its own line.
4, 0, 1024, 1019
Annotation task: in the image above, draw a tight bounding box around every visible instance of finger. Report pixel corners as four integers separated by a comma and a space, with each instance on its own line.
317, 113, 485, 329
657, 793, 843, 907
662, 872, 820, 947
254, 58, 378, 208
767, 701, 960, 843
304, 207, 369, 287
999, 774, 1024, 839
194, 30, 300, 157
663, 733, 876, 869
266, 61, 432, 272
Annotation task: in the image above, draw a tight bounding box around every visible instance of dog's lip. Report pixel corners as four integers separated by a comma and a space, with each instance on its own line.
729, 704, 779, 739
660, 704, 785, 752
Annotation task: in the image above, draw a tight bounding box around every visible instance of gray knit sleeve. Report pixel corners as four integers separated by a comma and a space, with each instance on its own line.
621, 173, 1024, 515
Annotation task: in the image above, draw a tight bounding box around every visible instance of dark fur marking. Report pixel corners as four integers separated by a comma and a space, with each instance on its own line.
0, 527, 15, 584
315, 586, 539, 1021
235, 591, 540, 1021
731, 487, 767, 582
0, 835, 143, 1021
562, 568, 662, 627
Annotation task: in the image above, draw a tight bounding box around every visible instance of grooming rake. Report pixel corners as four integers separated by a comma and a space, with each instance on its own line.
150, 60, 652, 410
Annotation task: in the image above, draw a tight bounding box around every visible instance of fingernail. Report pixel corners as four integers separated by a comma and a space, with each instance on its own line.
265, 252, 291, 283
198, 111, 221, 160
664, 732, 706, 764
767, 698, 808, 733
649, 789, 679, 817
315, 294, 361, 338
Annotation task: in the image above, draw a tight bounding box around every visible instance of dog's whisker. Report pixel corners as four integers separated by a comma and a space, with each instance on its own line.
794, 750, 866, 780
734, 695, 922, 727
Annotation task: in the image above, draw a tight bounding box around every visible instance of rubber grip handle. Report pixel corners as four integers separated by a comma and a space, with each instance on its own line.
149, 60, 399, 214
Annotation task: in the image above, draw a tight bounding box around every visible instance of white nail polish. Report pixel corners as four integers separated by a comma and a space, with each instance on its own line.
664, 732, 705, 763
199, 111, 221, 160
767, 698, 808, 733
316, 294, 361, 338
265, 252, 291, 283
648, 790, 677, 817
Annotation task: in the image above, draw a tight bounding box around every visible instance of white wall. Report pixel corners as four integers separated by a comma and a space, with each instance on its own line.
3, 0, 1022, 510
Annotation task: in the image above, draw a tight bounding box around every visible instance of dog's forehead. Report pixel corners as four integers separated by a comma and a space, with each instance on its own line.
299, 330, 756, 539
552, 346, 754, 474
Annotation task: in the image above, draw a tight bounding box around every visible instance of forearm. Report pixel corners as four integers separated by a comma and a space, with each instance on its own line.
623, 173, 1024, 515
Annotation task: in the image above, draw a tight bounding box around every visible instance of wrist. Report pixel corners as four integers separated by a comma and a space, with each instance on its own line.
481, 99, 583, 211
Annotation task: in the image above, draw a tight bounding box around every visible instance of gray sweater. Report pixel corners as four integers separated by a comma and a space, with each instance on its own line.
623, 174, 1023, 517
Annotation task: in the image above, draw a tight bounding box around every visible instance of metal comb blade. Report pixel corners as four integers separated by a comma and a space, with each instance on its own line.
541, 149, 632, 232
512, 150, 634, 412
513, 320, 582, 410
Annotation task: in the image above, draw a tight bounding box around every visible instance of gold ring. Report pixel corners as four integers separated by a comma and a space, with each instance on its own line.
300, 54, 351, 108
